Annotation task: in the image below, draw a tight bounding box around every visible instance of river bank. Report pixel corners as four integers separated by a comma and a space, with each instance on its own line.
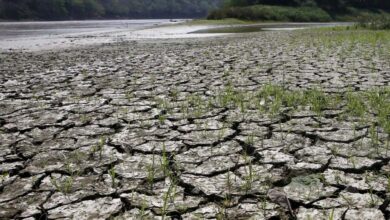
0, 19, 351, 52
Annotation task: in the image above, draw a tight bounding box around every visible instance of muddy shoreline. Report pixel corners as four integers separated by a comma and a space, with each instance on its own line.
0, 19, 224, 52
0, 30, 389, 219
0, 20, 350, 52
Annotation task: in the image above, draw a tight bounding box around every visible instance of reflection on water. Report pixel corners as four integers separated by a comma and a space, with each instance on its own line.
0, 19, 186, 51
0, 19, 176, 40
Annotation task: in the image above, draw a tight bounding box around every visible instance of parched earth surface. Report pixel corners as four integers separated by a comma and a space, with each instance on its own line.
0, 30, 390, 220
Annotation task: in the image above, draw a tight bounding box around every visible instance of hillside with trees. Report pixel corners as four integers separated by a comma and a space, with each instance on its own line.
0, 0, 222, 20
209, 0, 390, 21
223, 0, 389, 11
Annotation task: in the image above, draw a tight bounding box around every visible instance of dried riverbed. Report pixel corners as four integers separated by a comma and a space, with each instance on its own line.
0, 29, 390, 219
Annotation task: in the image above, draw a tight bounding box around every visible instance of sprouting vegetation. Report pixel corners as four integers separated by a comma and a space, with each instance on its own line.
50, 175, 74, 195
2, 12, 389, 219
146, 154, 157, 190
90, 136, 106, 160
241, 153, 255, 194
153, 82, 390, 139
108, 166, 117, 188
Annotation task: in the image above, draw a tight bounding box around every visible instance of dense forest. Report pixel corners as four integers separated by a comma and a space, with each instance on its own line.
223, 0, 390, 11
1, 0, 388, 21
0, 0, 222, 20
208, 0, 390, 21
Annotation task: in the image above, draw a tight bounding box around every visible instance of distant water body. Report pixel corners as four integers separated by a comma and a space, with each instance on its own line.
0, 20, 174, 39
0, 19, 188, 51
0, 20, 350, 51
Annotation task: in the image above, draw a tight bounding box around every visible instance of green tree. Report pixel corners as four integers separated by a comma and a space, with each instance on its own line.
35, 0, 68, 19
69, 0, 85, 18
84, 0, 104, 17
0, 0, 4, 19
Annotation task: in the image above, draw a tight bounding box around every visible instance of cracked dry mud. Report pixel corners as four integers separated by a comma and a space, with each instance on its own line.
0, 30, 390, 220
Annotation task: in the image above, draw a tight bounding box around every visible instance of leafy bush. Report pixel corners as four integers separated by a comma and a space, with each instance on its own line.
208, 4, 332, 22
358, 14, 390, 30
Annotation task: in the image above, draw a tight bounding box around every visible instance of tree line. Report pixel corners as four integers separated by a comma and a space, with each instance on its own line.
223, 0, 390, 12
0, 0, 222, 20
